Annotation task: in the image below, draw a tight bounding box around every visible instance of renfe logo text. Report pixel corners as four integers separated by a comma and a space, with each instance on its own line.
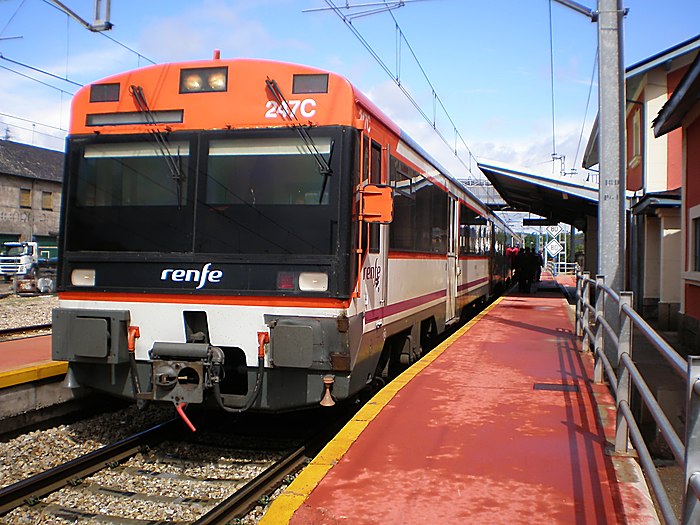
161, 263, 223, 290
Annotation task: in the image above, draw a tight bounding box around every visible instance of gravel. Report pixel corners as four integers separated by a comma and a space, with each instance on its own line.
0, 403, 296, 524
0, 293, 57, 330
0, 404, 173, 489
0, 291, 296, 524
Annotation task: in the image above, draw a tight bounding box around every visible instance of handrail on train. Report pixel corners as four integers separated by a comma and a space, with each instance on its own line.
575, 271, 700, 525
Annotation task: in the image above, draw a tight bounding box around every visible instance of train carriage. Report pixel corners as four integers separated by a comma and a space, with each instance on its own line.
53, 55, 514, 412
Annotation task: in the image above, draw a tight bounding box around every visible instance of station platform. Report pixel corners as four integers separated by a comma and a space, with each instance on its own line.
0, 336, 65, 389
262, 276, 659, 524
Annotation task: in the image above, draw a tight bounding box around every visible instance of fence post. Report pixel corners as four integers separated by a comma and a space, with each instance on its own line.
594, 275, 605, 383
615, 291, 633, 454
682, 356, 700, 524
575, 273, 582, 337
582, 272, 591, 353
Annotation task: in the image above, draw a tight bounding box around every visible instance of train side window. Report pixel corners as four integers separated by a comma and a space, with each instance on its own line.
370, 141, 382, 184
459, 203, 479, 256
362, 136, 369, 184
389, 156, 415, 251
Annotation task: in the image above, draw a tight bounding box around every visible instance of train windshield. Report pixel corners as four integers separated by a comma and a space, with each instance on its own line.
196, 137, 333, 254
65, 133, 339, 255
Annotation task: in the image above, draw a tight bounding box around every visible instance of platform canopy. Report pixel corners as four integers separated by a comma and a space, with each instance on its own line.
477, 160, 598, 231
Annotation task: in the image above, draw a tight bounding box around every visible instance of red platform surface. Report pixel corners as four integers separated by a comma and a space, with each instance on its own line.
0, 335, 65, 389
264, 287, 657, 524
0, 335, 52, 373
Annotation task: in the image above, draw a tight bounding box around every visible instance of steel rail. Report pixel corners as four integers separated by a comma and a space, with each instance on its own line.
0, 419, 178, 516
193, 444, 310, 525
0, 323, 52, 338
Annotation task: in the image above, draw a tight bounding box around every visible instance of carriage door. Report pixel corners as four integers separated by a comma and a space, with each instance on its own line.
362, 136, 388, 323
446, 197, 459, 323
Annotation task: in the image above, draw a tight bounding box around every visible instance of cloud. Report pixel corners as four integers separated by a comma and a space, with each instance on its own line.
137, 0, 309, 62
362, 79, 595, 186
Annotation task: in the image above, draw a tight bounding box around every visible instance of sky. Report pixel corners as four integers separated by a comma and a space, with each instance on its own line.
0, 0, 698, 186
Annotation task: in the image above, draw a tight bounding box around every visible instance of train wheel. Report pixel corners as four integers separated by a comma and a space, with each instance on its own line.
420, 318, 438, 354
388, 335, 410, 378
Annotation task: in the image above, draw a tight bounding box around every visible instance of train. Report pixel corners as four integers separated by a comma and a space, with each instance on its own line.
52, 55, 516, 414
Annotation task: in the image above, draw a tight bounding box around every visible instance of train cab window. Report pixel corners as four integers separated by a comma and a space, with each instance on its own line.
199, 136, 335, 255
77, 142, 190, 206
368, 141, 383, 253
292, 74, 329, 94
362, 136, 369, 183
370, 141, 382, 184
67, 141, 192, 252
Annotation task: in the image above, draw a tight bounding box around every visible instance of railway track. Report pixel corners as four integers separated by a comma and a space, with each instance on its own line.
0, 323, 52, 342
0, 411, 338, 524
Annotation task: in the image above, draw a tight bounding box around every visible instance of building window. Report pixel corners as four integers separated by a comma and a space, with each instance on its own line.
632, 110, 641, 158
19, 188, 31, 208
41, 191, 53, 211
694, 217, 700, 272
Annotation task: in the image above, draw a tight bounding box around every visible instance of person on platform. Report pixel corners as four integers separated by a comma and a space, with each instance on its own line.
516, 247, 534, 293
535, 250, 544, 282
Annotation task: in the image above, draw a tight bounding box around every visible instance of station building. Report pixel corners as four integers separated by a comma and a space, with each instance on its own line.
584, 34, 700, 333
0, 140, 63, 256
653, 49, 700, 351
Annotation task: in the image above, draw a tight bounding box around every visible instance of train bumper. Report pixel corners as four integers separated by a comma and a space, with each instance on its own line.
52, 307, 355, 412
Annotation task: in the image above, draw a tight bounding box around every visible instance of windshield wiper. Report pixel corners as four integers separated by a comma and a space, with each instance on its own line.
130, 85, 186, 205
265, 78, 333, 203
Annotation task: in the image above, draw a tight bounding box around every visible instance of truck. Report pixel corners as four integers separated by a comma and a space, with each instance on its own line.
0, 241, 57, 294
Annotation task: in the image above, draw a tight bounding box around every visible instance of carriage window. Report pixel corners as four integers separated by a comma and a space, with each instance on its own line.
389, 155, 448, 253
459, 204, 487, 256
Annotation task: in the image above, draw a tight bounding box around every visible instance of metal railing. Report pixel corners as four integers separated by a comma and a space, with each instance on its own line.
575, 272, 700, 525
546, 261, 580, 276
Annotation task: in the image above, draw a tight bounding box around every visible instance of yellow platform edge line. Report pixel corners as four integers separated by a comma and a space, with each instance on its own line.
0, 361, 68, 389
260, 295, 506, 525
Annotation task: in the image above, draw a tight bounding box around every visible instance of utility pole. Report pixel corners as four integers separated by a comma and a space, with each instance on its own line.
552, 0, 626, 293
597, 0, 626, 294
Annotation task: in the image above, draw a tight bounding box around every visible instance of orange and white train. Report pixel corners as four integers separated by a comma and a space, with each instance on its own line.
52, 55, 515, 412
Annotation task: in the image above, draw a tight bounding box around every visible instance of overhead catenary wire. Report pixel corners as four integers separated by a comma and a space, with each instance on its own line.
323, 0, 483, 183
39, 0, 156, 66
548, 0, 558, 161
0, 53, 83, 87
574, 47, 598, 171
0, 0, 27, 37
0, 111, 67, 132
0, 63, 75, 95
0, 121, 64, 142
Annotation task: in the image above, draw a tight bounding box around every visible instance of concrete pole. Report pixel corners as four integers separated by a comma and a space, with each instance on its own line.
597, 0, 626, 293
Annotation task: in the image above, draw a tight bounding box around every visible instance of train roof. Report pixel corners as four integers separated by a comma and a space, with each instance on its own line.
73, 56, 491, 216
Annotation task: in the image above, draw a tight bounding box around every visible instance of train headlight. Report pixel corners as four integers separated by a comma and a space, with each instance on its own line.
71, 269, 96, 287
299, 272, 328, 292
181, 73, 204, 92
179, 67, 228, 93
207, 71, 226, 91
